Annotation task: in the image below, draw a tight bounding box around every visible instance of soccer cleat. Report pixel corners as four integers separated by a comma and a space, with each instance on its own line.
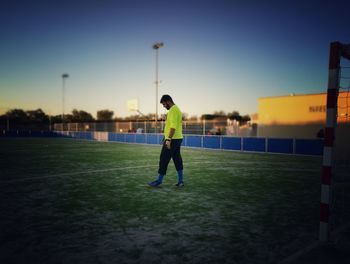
148, 180, 162, 187
175, 182, 184, 187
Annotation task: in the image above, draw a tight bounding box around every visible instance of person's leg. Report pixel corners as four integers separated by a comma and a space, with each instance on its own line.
149, 141, 172, 186
158, 142, 172, 176
171, 139, 184, 185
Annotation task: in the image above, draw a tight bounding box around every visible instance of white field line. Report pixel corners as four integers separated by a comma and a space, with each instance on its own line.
0, 160, 318, 184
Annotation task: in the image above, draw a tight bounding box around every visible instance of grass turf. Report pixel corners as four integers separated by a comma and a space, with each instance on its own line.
0, 137, 326, 263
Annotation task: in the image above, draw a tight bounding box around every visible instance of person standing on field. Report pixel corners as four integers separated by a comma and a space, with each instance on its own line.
148, 94, 184, 187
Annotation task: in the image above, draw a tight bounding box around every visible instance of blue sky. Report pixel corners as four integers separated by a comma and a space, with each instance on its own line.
1, 0, 349, 118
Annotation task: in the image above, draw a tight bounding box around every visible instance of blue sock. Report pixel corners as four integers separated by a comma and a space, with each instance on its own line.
157, 174, 164, 183
177, 170, 183, 183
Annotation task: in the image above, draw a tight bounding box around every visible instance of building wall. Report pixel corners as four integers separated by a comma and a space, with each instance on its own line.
258, 92, 349, 139
258, 93, 326, 127
258, 92, 350, 162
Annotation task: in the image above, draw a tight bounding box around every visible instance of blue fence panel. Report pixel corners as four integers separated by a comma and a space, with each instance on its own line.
52, 131, 67, 138
0, 130, 324, 157
16, 131, 30, 137
147, 134, 158, 145
30, 131, 42, 137
70, 132, 76, 138
295, 139, 323, 156
79, 132, 84, 139
83, 132, 93, 140
136, 134, 146, 144
5, 131, 17, 137
116, 133, 125, 142
186, 135, 202, 148
125, 134, 136, 143
203, 136, 220, 149
81, 132, 87, 139
79, 132, 86, 139
108, 132, 117, 142
243, 138, 266, 152
51, 132, 60, 137
222, 137, 241, 150
267, 138, 294, 154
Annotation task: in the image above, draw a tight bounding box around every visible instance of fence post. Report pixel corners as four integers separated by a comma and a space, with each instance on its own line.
203, 119, 206, 135
293, 138, 296, 154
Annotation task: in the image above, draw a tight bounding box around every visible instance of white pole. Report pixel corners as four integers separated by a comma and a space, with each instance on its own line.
61, 73, 69, 131
319, 42, 342, 242
153, 42, 164, 134
156, 47, 159, 131
203, 119, 206, 135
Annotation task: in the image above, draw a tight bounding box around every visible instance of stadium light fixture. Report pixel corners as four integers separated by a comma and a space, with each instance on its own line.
61, 73, 69, 129
153, 42, 164, 132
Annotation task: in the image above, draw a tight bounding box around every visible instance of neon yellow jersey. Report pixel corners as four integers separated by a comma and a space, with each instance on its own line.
164, 104, 183, 139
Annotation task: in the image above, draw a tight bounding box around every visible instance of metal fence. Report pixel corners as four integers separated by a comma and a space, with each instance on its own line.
53, 120, 256, 136
49, 131, 324, 156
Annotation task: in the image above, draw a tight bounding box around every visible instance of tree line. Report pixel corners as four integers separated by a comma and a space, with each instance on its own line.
0, 108, 251, 124
201, 110, 251, 124
0, 108, 116, 124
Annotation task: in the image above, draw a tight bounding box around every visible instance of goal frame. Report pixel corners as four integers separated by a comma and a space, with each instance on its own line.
319, 41, 350, 242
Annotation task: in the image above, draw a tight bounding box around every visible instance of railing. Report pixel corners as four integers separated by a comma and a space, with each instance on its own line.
53, 120, 255, 137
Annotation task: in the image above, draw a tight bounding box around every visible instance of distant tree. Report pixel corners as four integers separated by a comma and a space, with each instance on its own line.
201, 110, 251, 124
213, 110, 226, 117
241, 115, 251, 124
26, 108, 49, 124
228, 111, 241, 121
201, 114, 215, 120
71, 109, 94, 122
7, 109, 28, 123
64, 114, 74, 123
97, 109, 114, 121
51, 115, 63, 123
201, 110, 226, 120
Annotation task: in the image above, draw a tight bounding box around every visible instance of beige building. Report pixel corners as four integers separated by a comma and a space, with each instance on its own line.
258, 92, 350, 139
257, 92, 350, 162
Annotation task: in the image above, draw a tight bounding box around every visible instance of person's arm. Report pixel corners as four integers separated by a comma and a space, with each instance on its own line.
167, 128, 175, 140
165, 128, 175, 149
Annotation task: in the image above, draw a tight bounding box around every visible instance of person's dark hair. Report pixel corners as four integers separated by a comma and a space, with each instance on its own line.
160, 94, 173, 103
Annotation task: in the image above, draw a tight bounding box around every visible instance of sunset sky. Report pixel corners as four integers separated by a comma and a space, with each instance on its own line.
1, 0, 349, 118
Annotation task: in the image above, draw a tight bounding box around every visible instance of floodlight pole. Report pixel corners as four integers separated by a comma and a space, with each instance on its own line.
153, 42, 164, 133
61, 73, 69, 131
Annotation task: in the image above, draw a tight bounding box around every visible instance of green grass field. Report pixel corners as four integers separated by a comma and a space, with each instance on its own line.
0, 137, 348, 263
